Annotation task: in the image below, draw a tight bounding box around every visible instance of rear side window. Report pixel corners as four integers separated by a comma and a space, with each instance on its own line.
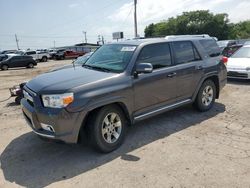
199, 39, 221, 57
172, 41, 201, 64
137, 43, 172, 70
26, 51, 36, 55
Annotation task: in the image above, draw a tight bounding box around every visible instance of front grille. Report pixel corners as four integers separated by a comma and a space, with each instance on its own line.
227, 71, 248, 78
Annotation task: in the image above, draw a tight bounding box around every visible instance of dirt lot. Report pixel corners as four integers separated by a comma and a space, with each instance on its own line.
0, 60, 250, 188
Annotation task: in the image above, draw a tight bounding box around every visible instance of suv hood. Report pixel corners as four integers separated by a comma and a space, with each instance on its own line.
26, 66, 117, 93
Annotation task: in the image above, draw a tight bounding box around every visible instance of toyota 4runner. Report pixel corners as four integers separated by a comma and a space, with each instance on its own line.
21, 35, 227, 152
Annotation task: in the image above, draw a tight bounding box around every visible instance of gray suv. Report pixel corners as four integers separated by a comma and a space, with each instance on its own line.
21, 35, 227, 152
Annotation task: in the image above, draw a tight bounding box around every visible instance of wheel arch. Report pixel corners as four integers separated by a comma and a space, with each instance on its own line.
193, 74, 220, 101
77, 101, 131, 143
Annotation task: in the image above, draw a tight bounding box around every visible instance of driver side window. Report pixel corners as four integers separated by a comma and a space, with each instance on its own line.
137, 43, 172, 70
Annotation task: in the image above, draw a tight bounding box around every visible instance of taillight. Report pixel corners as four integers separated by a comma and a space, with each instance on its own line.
221, 56, 228, 65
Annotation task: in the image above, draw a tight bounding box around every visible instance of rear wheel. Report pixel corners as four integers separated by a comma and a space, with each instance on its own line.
27, 63, 34, 68
1, 64, 8, 71
194, 80, 216, 112
88, 105, 127, 153
41, 56, 47, 62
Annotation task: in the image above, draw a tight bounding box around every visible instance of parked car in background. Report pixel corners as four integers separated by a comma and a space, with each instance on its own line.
227, 45, 250, 79
21, 35, 227, 152
217, 40, 237, 51
55, 49, 66, 60
0, 50, 17, 54
222, 44, 243, 57
64, 50, 85, 59
0, 54, 8, 62
0, 55, 37, 70
55, 46, 93, 60
48, 49, 57, 59
24, 50, 49, 62
51, 52, 93, 71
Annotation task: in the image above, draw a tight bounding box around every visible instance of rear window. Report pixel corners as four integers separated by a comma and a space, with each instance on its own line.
172, 41, 201, 64
200, 39, 221, 57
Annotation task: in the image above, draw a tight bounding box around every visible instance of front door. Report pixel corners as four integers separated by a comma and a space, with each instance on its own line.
133, 42, 177, 116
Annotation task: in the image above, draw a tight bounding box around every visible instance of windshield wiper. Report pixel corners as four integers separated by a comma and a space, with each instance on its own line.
82, 64, 111, 72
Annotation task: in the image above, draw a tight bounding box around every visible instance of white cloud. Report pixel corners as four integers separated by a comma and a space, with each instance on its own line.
69, 3, 79, 8
108, 0, 250, 37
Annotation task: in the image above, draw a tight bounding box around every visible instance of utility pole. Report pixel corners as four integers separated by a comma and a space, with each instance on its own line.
97, 35, 101, 45
134, 0, 138, 38
15, 34, 20, 50
53, 40, 56, 48
83, 31, 87, 44
101, 36, 104, 45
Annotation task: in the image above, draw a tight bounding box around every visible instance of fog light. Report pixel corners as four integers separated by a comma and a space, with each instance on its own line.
41, 123, 55, 133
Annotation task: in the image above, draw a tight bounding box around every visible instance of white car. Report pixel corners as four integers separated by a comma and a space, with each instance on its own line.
227, 45, 250, 79
24, 50, 50, 62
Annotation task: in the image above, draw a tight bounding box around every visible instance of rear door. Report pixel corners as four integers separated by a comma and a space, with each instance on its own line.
9, 56, 23, 67
133, 42, 177, 116
171, 41, 204, 100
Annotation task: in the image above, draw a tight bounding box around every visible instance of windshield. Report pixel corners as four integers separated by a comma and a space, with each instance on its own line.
231, 47, 250, 58
74, 53, 92, 65
85, 44, 137, 73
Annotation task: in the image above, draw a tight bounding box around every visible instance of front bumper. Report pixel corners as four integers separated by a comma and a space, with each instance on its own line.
21, 91, 86, 143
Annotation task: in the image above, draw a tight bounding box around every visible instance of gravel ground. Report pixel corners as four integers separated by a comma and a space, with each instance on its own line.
0, 60, 250, 188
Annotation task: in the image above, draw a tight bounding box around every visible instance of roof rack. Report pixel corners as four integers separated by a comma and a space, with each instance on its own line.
165, 34, 210, 40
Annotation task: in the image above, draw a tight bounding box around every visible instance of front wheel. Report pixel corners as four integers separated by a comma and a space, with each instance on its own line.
194, 80, 216, 112
88, 105, 127, 153
1, 64, 8, 71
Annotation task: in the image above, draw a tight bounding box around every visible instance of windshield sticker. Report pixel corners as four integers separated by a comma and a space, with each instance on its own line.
121, 46, 136, 52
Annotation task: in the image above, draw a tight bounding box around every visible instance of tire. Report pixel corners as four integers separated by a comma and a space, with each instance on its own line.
41, 56, 47, 62
1, 64, 8, 71
27, 63, 34, 68
88, 105, 127, 153
194, 80, 216, 112
15, 96, 22, 105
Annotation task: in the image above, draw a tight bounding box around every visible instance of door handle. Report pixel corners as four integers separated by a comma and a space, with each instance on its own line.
195, 65, 204, 70
167, 72, 177, 78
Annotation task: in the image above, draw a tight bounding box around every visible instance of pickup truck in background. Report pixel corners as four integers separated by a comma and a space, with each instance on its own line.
24, 50, 50, 62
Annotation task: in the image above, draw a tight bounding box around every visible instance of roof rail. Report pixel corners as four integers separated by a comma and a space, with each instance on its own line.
165, 34, 210, 40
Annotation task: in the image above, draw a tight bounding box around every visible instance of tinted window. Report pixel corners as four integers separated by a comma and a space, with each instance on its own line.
200, 39, 221, 57
26, 51, 36, 55
173, 41, 201, 64
137, 43, 172, 69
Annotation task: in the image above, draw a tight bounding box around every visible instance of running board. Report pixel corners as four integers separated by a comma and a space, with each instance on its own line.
134, 99, 191, 121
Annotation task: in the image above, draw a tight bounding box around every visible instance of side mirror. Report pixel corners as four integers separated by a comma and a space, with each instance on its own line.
135, 63, 153, 74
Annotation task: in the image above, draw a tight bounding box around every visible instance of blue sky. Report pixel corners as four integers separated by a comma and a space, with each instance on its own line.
1, 0, 250, 50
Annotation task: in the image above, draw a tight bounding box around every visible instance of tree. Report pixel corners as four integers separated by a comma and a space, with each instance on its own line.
229, 21, 250, 39
144, 10, 231, 40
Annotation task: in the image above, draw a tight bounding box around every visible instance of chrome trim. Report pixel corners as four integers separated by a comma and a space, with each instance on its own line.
23, 90, 33, 102
24, 86, 37, 96
134, 99, 191, 120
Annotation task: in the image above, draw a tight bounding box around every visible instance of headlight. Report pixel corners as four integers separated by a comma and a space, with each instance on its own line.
246, 67, 250, 71
42, 93, 74, 108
